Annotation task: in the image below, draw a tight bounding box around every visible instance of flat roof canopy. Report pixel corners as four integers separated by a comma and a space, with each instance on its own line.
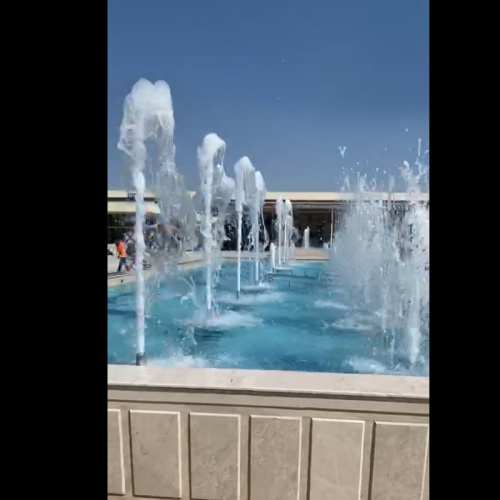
108, 190, 429, 205
107, 201, 160, 214
263, 191, 429, 202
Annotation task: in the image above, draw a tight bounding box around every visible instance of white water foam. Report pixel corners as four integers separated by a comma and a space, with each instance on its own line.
217, 291, 285, 306
321, 318, 373, 332
240, 282, 275, 292
347, 356, 429, 376
179, 310, 262, 330
347, 357, 389, 374
314, 300, 350, 310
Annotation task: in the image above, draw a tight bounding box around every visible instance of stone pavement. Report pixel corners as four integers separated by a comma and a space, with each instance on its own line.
107, 247, 328, 276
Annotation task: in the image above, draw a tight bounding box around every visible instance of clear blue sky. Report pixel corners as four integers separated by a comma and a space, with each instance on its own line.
108, 0, 429, 191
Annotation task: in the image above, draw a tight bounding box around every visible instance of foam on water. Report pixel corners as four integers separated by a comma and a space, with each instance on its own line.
327, 317, 373, 332
346, 357, 390, 374
240, 282, 274, 292
149, 347, 242, 369
179, 309, 262, 330
217, 291, 285, 306
314, 300, 350, 310
347, 356, 429, 376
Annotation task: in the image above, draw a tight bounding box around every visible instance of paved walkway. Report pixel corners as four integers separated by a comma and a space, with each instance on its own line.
107, 247, 329, 276
107, 252, 204, 275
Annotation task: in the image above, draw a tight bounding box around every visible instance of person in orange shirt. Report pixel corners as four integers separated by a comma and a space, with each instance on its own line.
116, 238, 130, 272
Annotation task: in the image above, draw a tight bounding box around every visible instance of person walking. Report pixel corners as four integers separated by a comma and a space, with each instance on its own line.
116, 238, 130, 272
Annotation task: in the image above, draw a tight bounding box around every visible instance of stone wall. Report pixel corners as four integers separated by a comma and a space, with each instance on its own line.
108, 365, 429, 500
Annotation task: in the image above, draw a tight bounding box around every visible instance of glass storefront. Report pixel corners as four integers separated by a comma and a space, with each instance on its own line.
107, 214, 157, 244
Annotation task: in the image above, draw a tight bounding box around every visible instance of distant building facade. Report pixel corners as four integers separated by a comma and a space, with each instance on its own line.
107, 190, 428, 247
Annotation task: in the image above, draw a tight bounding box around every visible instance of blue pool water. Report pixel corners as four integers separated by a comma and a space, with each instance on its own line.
108, 261, 429, 376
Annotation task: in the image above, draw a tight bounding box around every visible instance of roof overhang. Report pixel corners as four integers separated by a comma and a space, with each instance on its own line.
107, 201, 160, 214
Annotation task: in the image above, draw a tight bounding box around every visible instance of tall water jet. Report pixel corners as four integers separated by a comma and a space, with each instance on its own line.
330, 207, 334, 247
276, 198, 283, 266
303, 226, 310, 248
197, 133, 227, 313
118, 78, 177, 366
400, 159, 429, 364
331, 148, 429, 369
283, 203, 288, 262
251, 171, 267, 282
213, 167, 235, 263
270, 242, 276, 270
234, 156, 255, 297
234, 162, 244, 299
284, 199, 293, 263
135, 81, 194, 336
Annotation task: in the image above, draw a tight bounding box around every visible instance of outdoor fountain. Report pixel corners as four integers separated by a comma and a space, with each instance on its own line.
270, 242, 276, 270
233, 157, 269, 294
284, 200, 292, 263
285, 200, 296, 260
197, 133, 230, 314
330, 151, 429, 369
248, 171, 267, 283
234, 156, 255, 298
117, 78, 186, 366
275, 197, 283, 267
274, 199, 295, 271
211, 165, 235, 274
329, 207, 334, 247
111, 78, 428, 376
303, 226, 310, 248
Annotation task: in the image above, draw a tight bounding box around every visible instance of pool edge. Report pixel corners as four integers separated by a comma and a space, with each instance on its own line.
108, 364, 429, 400
108, 364, 429, 498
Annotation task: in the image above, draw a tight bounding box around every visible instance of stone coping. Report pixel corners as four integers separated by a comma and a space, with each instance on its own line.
108, 364, 429, 401
107, 252, 328, 286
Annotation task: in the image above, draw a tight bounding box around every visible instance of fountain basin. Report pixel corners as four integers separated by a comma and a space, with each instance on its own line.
108, 260, 429, 376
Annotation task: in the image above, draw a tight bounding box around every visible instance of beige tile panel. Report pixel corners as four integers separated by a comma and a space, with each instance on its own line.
107, 409, 125, 496
189, 413, 241, 500
129, 410, 182, 498
309, 418, 365, 500
249, 416, 302, 500
370, 422, 429, 500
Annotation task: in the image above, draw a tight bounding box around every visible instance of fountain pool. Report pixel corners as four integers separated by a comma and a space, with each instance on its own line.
108, 260, 429, 376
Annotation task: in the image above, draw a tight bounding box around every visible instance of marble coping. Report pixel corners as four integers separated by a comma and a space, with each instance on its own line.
108, 364, 429, 402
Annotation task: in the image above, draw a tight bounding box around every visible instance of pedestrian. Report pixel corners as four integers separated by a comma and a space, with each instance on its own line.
116, 237, 130, 272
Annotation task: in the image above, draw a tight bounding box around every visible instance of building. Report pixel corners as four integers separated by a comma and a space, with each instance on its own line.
260, 191, 428, 247
107, 190, 160, 243
107, 190, 428, 246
